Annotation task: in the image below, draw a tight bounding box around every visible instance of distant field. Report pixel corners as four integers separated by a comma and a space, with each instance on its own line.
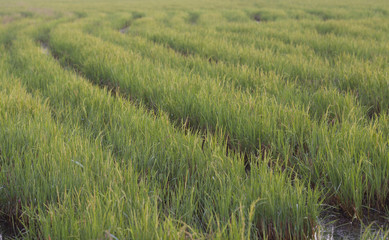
0, 0, 388, 239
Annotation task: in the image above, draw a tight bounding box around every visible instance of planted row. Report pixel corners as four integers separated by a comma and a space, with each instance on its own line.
129, 19, 388, 115
48, 23, 388, 217
82, 17, 366, 124
0, 55, 167, 239
4, 33, 320, 239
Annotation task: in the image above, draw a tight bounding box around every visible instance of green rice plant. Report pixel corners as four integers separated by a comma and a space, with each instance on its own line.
47, 23, 388, 218
84, 17, 367, 125
4, 34, 320, 239
1, 0, 388, 238
129, 15, 388, 115
0, 55, 166, 239
360, 223, 389, 240
186, 11, 200, 24
248, 9, 288, 22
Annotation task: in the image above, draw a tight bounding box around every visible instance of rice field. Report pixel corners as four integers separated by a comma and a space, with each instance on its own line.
0, 0, 388, 239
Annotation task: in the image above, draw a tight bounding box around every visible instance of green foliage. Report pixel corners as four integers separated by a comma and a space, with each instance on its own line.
0, 0, 388, 238
186, 11, 200, 24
